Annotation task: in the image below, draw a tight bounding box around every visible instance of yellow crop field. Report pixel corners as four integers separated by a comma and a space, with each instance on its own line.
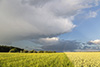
65, 52, 100, 67
0, 53, 74, 67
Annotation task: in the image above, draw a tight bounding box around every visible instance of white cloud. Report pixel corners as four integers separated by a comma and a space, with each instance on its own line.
95, 0, 99, 6
0, 0, 99, 44
87, 11, 97, 18
89, 39, 100, 44
33, 37, 59, 46
40, 37, 59, 42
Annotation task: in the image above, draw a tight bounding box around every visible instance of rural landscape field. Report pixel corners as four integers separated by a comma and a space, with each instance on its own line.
0, 53, 74, 67
66, 52, 100, 67
0, 0, 100, 67
0, 52, 100, 67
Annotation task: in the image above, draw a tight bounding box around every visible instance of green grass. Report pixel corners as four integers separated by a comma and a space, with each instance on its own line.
0, 53, 74, 67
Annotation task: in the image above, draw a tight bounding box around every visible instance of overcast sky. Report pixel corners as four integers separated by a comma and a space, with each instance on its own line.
0, 0, 100, 52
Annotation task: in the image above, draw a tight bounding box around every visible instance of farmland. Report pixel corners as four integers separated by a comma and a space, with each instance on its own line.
65, 52, 100, 67
1, 52, 100, 67
0, 53, 74, 67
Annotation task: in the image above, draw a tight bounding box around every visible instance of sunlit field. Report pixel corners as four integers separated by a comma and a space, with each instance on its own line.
0, 53, 74, 67
65, 52, 100, 67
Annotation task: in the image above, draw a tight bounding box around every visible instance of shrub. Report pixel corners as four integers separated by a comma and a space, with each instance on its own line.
23, 50, 28, 53
20, 50, 23, 53
38, 51, 44, 53
9, 48, 19, 53
44, 51, 48, 53
53, 51, 56, 53
28, 50, 37, 53
48, 51, 52, 53
33, 51, 37, 53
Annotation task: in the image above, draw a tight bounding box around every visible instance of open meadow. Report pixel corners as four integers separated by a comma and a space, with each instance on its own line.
65, 52, 100, 67
0, 53, 74, 67
1, 52, 100, 67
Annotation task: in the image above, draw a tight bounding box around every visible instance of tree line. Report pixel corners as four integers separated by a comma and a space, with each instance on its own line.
0, 45, 56, 53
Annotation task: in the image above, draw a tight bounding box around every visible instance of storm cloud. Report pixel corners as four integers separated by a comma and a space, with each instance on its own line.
0, 0, 99, 46
41, 40, 81, 52
31, 37, 81, 52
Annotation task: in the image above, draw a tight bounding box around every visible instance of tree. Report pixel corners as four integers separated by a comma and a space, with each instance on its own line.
28, 50, 37, 53
9, 48, 19, 53
48, 51, 52, 53
23, 50, 28, 53
53, 51, 56, 53
20, 50, 23, 53
44, 51, 48, 53
33, 50, 37, 53
0, 45, 24, 52
38, 51, 44, 53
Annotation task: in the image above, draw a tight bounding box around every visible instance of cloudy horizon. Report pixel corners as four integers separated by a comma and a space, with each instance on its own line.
0, 0, 100, 52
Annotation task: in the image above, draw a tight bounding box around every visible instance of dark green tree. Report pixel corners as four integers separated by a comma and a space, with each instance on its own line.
23, 50, 28, 53
28, 50, 37, 53
38, 51, 44, 53
9, 48, 19, 53
0, 45, 23, 52
20, 50, 23, 53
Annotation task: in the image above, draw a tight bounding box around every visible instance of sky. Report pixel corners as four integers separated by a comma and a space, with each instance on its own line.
0, 0, 100, 52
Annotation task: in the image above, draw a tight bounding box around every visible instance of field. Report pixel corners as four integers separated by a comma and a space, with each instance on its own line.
1, 52, 100, 67
0, 53, 74, 67
65, 52, 100, 67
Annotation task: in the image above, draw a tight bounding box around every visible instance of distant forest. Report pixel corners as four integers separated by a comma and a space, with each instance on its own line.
0, 45, 24, 52
0, 45, 56, 53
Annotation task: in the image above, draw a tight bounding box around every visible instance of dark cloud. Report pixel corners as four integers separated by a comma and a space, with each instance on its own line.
0, 0, 99, 47
8, 37, 100, 52
0, 0, 76, 44
41, 40, 81, 52
87, 41, 94, 45
82, 46, 92, 49
32, 38, 100, 52
21, 0, 51, 7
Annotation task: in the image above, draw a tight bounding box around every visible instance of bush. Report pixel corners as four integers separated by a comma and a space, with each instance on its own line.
23, 50, 28, 53
28, 50, 37, 53
33, 51, 37, 53
38, 51, 56, 53
44, 51, 48, 53
53, 51, 56, 53
38, 51, 44, 53
9, 48, 19, 53
20, 50, 23, 53
44, 51, 56, 53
